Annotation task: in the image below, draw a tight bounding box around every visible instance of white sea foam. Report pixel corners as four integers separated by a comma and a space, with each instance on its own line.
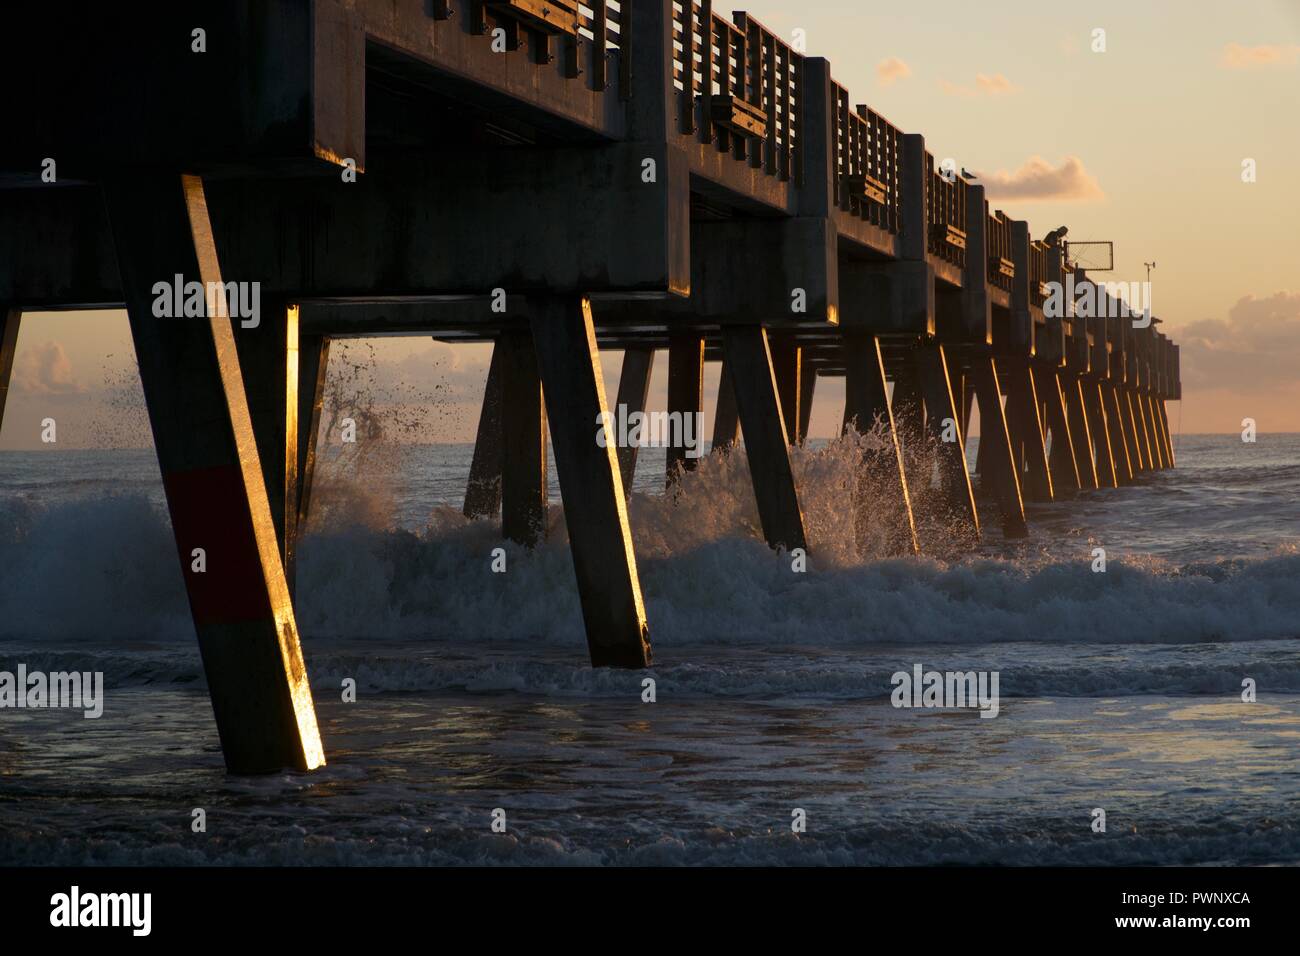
2, 434, 1298, 657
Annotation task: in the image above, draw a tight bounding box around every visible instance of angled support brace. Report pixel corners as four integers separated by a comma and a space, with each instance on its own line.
970, 355, 1028, 538
843, 331, 918, 555
722, 325, 808, 552
614, 346, 655, 494
1063, 374, 1098, 490
103, 174, 324, 774
464, 340, 504, 519
528, 297, 651, 668
1005, 360, 1053, 502
1035, 363, 1081, 496
1083, 381, 1118, 489
917, 343, 979, 538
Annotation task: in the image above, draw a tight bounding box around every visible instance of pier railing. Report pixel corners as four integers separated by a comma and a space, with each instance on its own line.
1028, 240, 1049, 309
673, 3, 802, 181
925, 150, 967, 268
986, 208, 1015, 292
832, 83, 902, 234
468, 0, 628, 88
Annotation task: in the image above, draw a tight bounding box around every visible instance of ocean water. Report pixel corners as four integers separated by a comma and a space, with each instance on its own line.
1, 431, 1299, 866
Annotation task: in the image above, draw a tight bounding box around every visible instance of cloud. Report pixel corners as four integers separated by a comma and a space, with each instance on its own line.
876, 57, 911, 87
1219, 43, 1300, 69
940, 73, 1019, 97
1180, 292, 1300, 391
12, 340, 86, 394
977, 155, 1105, 202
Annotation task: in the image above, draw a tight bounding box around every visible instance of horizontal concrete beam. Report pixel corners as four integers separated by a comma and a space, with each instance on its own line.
1, 144, 691, 305
598, 216, 839, 326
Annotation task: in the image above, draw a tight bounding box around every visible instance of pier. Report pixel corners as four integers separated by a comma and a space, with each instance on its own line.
0, 0, 1180, 773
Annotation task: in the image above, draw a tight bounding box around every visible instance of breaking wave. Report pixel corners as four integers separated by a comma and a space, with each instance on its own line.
2, 432, 1297, 702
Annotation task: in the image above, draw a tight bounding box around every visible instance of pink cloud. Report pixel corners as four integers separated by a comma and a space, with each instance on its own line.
1219, 43, 1300, 69
940, 73, 1019, 97
977, 155, 1105, 202
876, 57, 911, 87
12, 341, 86, 394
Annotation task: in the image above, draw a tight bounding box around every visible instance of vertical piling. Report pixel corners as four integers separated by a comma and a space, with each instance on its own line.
296, 333, 330, 535
798, 367, 816, 447
666, 333, 704, 484
712, 358, 741, 452
499, 327, 548, 545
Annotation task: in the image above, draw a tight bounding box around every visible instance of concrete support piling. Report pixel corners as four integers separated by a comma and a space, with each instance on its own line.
464, 340, 504, 519
769, 335, 803, 447
614, 346, 656, 491
1103, 384, 1135, 484
103, 174, 324, 774
666, 333, 704, 484
970, 356, 1028, 538
1036, 364, 1082, 495
1149, 395, 1170, 468
1131, 390, 1155, 471
843, 332, 918, 556
917, 343, 979, 537
1158, 401, 1176, 467
1084, 381, 1119, 488
528, 297, 652, 668
1064, 375, 1099, 490
233, 301, 300, 580
1005, 361, 1053, 502
798, 367, 816, 447
499, 327, 548, 546
712, 359, 741, 452
296, 333, 331, 537
723, 325, 808, 553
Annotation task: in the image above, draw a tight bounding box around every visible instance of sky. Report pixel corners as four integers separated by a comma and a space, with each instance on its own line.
3, 0, 1298, 449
